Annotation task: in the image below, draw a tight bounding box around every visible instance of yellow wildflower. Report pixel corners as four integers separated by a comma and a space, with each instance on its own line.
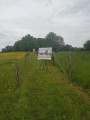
8, 89, 11, 92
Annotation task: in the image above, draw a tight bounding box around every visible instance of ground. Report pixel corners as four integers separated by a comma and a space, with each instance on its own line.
0, 52, 90, 120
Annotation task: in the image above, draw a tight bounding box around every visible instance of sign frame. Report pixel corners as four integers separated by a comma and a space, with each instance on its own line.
38, 47, 52, 60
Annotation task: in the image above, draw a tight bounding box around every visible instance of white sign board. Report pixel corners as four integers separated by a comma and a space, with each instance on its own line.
38, 47, 52, 60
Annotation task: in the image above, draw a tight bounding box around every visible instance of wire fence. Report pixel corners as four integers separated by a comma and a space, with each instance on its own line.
53, 53, 68, 76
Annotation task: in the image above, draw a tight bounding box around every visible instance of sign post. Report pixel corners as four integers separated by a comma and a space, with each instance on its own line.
38, 47, 52, 70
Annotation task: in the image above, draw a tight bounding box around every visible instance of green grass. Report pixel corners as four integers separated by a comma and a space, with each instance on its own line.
0, 52, 90, 120
54, 51, 90, 94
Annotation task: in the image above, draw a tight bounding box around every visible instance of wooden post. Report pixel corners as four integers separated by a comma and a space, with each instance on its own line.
52, 53, 55, 66
15, 62, 19, 87
39, 60, 42, 70
44, 60, 48, 70
24, 52, 29, 66
43, 61, 44, 70
68, 54, 72, 77
28, 51, 30, 56
24, 54, 27, 66
39, 60, 48, 70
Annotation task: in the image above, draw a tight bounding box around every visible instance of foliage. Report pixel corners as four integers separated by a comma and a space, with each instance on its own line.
2, 46, 13, 52
73, 47, 85, 51
84, 40, 90, 50
62, 44, 73, 51
1, 32, 66, 52
13, 34, 40, 51
2, 34, 45, 52
2, 32, 89, 52
45, 32, 65, 51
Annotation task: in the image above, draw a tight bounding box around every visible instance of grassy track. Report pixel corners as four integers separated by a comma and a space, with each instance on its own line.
0, 52, 90, 120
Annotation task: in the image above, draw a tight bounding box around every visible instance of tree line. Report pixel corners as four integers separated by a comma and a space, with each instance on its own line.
1, 32, 90, 52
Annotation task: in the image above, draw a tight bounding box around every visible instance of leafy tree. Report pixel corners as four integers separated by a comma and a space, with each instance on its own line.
12, 34, 45, 52
13, 41, 21, 51
45, 32, 65, 51
73, 47, 85, 51
1, 33, 66, 52
84, 40, 90, 51
37, 38, 45, 47
2, 46, 13, 52
63, 44, 73, 51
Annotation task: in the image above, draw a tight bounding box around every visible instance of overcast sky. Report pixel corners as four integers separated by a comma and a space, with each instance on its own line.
0, 0, 90, 50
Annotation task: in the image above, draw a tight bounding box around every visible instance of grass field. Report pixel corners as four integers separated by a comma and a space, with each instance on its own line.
0, 52, 90, 120
55, 52, 90, 92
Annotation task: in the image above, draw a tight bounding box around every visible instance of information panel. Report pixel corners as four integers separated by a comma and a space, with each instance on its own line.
38, 47, 52, 60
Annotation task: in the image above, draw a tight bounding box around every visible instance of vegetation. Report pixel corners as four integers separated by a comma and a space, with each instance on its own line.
2, 32, 87, 53
2, 34, 45, 52
0, 52, 90, 120
2, 32, 65, 52
45, 32, 65, 51
55, 51, 90, 94
84, 40, 90, 51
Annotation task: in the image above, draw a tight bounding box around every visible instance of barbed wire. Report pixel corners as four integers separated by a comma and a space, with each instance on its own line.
53, 53, 67, 76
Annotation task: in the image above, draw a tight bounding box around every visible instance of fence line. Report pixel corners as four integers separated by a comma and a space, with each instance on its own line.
68, 54, 72, 78
15, 62, 19, 87
53, 53, 67, 76
0, 52, 31, 88
24, 52, 30, 66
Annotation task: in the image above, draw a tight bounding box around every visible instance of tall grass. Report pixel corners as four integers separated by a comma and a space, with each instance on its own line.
55, 51, 90, 91
0, 52, 90, 120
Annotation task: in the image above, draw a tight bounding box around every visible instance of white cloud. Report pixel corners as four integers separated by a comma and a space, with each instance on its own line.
0, 0, 90, 50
